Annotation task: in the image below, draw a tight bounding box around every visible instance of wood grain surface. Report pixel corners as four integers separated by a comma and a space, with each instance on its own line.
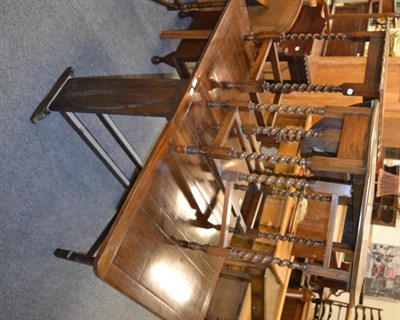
94, 1, 254, 319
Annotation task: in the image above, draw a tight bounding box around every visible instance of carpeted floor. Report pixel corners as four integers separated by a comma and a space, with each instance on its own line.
0, 1, 189, 319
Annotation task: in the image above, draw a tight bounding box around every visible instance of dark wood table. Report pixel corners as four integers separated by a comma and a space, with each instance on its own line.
94, 1, 255, 319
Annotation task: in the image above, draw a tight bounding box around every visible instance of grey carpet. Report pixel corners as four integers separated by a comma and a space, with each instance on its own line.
1, 1, 190, 319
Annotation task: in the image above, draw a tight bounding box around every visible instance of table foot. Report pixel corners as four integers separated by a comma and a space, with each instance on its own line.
54, 248, 94, 266
30, 67, 74, 123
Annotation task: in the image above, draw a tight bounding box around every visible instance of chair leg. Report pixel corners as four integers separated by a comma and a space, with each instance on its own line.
151, 0, 178, 10
151, 52, 176, 68
178, 10, 195, 19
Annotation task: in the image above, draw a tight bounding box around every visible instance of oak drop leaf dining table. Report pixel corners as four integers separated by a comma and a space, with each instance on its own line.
93, 1, 255, 319
31, 0, 388, 318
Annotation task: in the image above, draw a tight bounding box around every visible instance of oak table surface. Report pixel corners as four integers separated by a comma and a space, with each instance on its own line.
94, 1, 254, 319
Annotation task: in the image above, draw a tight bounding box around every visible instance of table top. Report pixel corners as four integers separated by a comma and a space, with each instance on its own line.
348, 99, 379, 307
94, 1, 254, 319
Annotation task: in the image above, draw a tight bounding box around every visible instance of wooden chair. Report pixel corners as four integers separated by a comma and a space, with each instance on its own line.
153, 0, 309, 83
182, 107, 352, 253
260, 2, 322, 86
159, 0, 303, 39
247, 0, 303, 35
152, 10, 221, 79
177, 22, 375, 252
177, 90, 381, 314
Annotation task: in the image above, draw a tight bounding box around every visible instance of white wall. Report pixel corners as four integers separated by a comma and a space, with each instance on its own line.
364, 216, 400, 319
372, 216, 400, 246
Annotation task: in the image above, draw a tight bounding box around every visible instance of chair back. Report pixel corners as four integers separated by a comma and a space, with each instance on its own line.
248, 0, 303, 34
